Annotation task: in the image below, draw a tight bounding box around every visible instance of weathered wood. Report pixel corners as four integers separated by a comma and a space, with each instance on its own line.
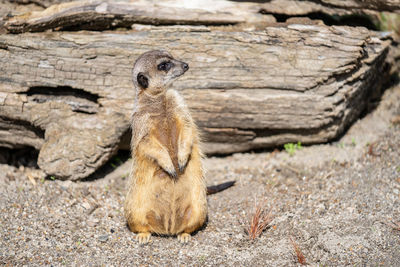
5, 0, 400, 12
7, 0, 66, 8
3, 0, 400, 34
316, 0, 400, 12
259, 0, 400, 15
0, 25, 392, 179
3, 0, 269, 33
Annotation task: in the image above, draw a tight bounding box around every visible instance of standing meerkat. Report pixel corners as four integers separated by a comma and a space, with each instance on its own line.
124, 50, 207, 244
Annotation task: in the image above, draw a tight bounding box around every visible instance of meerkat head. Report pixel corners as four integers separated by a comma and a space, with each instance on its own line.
132, 50, 189, 95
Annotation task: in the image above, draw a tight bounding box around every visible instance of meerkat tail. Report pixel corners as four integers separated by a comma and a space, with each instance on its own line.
206, 181, 235, 195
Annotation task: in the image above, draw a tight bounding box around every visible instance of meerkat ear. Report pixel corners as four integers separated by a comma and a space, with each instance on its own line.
137, 72, 148, 89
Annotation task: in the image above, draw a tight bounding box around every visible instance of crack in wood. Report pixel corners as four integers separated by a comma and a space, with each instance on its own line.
260, 11, 379, 31
21, 86, 100, 114
0, 116, 44, 139
0, 116, 44, 150
0, 146, 39, 168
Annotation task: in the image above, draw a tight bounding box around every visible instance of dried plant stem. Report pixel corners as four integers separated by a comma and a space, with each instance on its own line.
386, 221, 400, 231
289, 236, 307, 265
246, 199, 273, 240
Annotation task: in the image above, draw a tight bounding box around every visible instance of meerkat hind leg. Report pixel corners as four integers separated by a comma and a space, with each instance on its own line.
177, 233, 191, 243
136, 232, 151, 244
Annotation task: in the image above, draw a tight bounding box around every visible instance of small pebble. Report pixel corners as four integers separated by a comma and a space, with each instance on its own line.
87, 219, 99, 227
98, 234, 109, 242
81, 201, 91, 210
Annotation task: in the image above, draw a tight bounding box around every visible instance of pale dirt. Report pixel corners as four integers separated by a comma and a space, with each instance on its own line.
1, 85, 400, 266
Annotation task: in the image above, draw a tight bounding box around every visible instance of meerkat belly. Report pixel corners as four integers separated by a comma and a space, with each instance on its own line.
146, 115, 192, 234
145, 178, 193, 235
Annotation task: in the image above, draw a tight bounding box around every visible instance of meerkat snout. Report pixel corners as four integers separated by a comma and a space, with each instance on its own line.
182, 62, 189, 72
132, 50, 189, 95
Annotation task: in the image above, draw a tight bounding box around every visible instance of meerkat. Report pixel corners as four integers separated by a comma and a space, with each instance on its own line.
124, 50, 207, 244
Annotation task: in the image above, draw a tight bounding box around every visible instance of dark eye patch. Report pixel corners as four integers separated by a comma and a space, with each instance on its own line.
157, 61, 173, 72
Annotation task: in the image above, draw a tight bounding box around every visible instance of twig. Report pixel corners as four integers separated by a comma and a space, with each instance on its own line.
281, 163, 301, 175
289, 236, 307, 265
27, 174, 37, 186
367, 142, 380, 157
87, 203, 100, 215
322, 171, 334, 180
385, 220, 400, 231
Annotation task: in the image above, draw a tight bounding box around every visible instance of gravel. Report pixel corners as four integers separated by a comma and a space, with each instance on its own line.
1, 85, 400, 266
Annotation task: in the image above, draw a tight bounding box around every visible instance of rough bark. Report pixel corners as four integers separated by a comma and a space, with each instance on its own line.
3, 0, 400, 34
8, 0, 398, 11
0, 25, 392, 179
316, 0, 400, 12
3, 0, 269, 33
259, 0, 400, 15
7, 0, 65, 8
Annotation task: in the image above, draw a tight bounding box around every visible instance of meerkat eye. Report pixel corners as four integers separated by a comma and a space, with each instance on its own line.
158, 61, 173, 71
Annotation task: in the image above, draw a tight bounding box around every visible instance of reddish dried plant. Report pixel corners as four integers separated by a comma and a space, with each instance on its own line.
289, 236, 307, 265
245, 199, 273, 240
386, 221, 400, 231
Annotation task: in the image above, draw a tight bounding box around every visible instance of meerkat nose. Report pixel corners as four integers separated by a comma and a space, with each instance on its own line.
182, 63, 189, 71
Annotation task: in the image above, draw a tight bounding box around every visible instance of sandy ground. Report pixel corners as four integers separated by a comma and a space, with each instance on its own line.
1, 85, 400, 266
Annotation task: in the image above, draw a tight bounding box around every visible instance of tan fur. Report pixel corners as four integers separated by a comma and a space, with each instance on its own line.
124, 50, 207, 244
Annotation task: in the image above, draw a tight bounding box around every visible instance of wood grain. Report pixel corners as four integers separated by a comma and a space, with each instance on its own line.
0, 25, 392, 179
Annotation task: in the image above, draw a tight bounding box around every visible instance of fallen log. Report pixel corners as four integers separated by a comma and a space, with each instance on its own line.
3, 0, 400, 34
5, 0, 400, 12
0, 25, 392, 179
3, 0, 269, 33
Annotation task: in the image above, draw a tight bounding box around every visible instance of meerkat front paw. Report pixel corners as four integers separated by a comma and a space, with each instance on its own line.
158, 158, 177, 178
177, 233, 191, 243
164, 165, 177, 178
178, 155, 188, 173
136, 232, 151, 244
